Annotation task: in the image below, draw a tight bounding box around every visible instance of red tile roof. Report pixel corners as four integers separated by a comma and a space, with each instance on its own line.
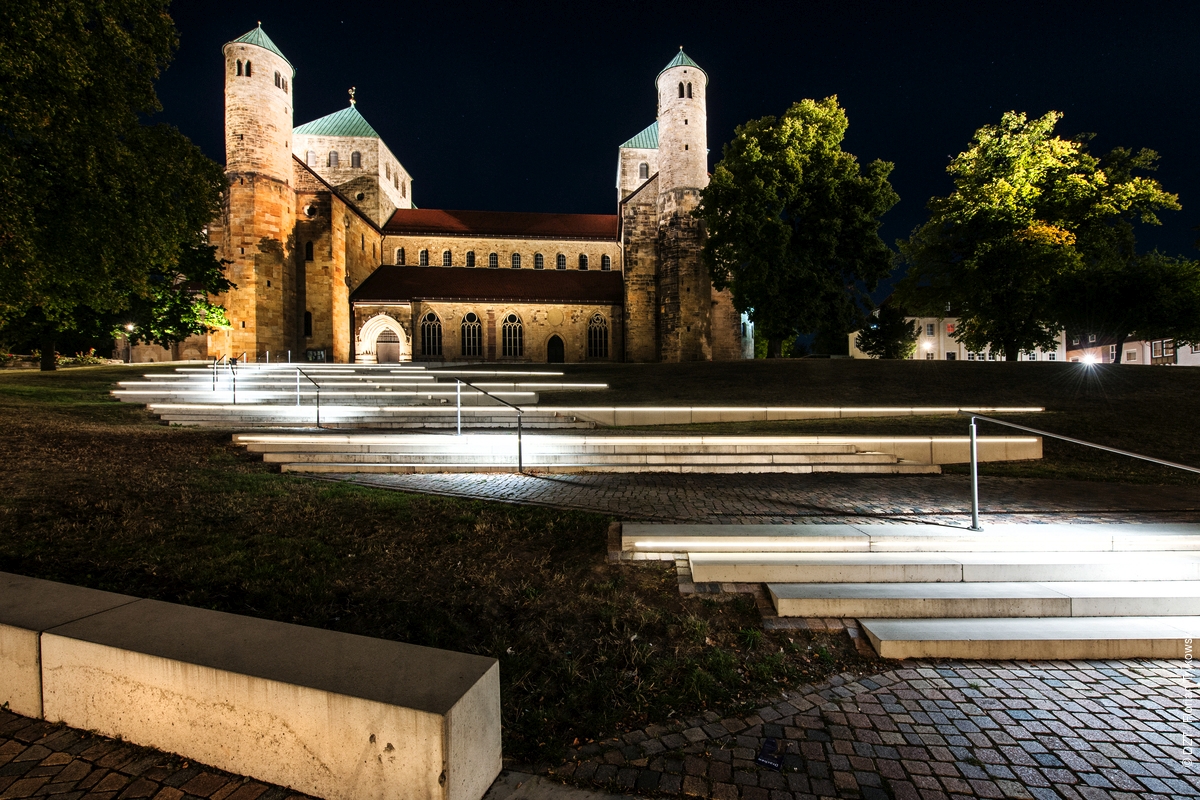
383, 208, 619, 240
352, 265, 625, 305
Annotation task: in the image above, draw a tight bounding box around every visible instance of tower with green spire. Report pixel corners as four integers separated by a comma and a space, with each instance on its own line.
212, 23, 300, 361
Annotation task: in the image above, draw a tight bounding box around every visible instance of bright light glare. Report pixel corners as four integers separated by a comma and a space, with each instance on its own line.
1081, 354, 1098, 365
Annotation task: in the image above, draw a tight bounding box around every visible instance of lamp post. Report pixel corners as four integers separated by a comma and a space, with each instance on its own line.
125, 323, 135, 364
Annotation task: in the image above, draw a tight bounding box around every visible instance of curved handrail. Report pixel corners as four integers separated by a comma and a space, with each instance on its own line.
958, 410, 1200, 530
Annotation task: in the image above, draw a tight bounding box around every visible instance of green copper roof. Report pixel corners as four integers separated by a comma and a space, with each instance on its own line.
294, 105, 379, 138
228, 24, 293, 72
657, 48, 707, 84
620, 121, 658, 149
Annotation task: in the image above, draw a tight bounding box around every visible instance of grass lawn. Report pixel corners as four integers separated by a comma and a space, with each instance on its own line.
533, 359, 1200, 485
0, 364, 873, 765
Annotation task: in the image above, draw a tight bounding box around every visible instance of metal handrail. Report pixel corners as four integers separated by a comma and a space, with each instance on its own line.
454, 377, 524, 472
296, 367, 322, 428
959, 410, 1200, 530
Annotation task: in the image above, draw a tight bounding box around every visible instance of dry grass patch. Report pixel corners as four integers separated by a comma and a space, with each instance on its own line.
0, 366, 877, 764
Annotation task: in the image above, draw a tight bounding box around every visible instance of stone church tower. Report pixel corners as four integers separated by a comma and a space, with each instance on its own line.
620, 50, 747, 362
209, 24, 298, 360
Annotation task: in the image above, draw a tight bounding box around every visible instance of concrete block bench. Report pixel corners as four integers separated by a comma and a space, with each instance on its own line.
0, 572, 500, 800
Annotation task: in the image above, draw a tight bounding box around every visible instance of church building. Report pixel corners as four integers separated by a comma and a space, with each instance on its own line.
178, 25, 753, 364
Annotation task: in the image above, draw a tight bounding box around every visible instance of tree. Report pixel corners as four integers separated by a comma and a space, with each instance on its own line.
1056, 251, 1200, 361
0, 0, 230, 369
697, 97, 899, 358
895, 111, 1179, 361
855, 304, 919, 359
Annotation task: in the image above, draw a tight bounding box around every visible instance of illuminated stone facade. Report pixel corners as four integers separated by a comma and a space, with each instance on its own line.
187, 26, 752, 365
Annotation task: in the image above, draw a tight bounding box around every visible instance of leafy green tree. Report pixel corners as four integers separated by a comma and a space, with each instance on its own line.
0, 0, 230, 369
855, 304, 919, 359
895, 111, 1179, 361
697, 97, 899, 358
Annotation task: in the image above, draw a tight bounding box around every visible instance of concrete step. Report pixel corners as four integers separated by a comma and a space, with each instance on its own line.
622, 523, 1200, 555
258, 452, 901, 466
859, 616, 1200, 659
769, 581, 1200, 618
277, 461, 942, 475
688, 551, 1200, 583
241, 442, 865, 455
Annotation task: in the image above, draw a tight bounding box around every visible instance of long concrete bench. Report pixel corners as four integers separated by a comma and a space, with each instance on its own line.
0, 572, 500, 800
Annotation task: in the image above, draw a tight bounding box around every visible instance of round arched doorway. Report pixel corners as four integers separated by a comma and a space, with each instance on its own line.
546, 335, 565, 364
376, 329, 400, 363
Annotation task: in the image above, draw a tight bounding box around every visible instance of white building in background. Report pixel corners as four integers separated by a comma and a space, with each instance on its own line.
848, 317, 1067, 361
1067, 334, 1200, 366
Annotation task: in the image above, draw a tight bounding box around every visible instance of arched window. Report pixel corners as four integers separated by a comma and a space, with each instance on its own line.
442, 250, 452, 266
304, 311, 313, 338
283, 77, 287, 92
385, 163, 391, 179
466, 251, 476, 268
421, 312, 443, 357
396, 247, 405, 265
236, 60, 242, 76
402, 180, 407, 198
245, 61, 252, 76
488, 252, 499, 269
419, 249, 429, 266
678, 82, 685, 98
587, 314, 609, 359
578, 254, 589, 271
638, 162, 649, 179
601, 254, 611, 271
534, 253, 544, 270
305, 150, 316, 165
556, 253, 566, 270
304, 241, 314, 261
501, 313, 523, 357
461, 312, 482, 357
350, 151, 361, 168
511, 253, 521, 269
328, 151, 339, 168
274, 71, 281, 88
687, 82, 693, 98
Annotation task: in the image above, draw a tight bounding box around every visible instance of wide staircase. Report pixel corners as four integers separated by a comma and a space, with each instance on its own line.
623, 522, 1200, 659
112, 363, 604, 429
232, 432, 943, 474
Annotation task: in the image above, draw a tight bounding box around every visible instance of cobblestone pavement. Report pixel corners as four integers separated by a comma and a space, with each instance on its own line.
327, 472, 1200, 525
0, 712, 313, 800
549, 659, 1200, 800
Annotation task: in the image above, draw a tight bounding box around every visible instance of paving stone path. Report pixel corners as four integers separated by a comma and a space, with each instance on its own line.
0, 712, 313, 800
548, 659, 1200, 800
329, 472, 1200, 525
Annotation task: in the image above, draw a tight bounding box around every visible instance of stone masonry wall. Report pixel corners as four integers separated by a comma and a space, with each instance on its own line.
292, 134, 412, 226
354, 302, 623, 363
381, 235, 621, 271
223, 43, 293, 185
208, 172, 296, 361
656, 187, 711, 362
618, 147, 658, 202
621, 176, 660, 362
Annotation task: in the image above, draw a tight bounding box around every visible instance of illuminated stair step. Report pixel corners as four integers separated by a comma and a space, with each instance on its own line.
622, 522, 1200, 554
859, 616, 1200, 659
769, 581, 1200, 617
687, 551, 1200, 583
276, 462, 942, 475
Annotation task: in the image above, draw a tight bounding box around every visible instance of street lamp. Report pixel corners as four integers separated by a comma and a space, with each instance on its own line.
125, 323, 135, 364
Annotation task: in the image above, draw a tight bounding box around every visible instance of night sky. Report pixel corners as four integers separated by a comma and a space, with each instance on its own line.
157, 0, 1200, 276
